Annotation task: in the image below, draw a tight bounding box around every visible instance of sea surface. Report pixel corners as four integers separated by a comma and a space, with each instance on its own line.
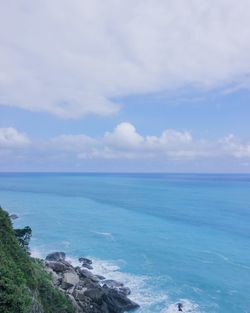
0, 173, 250, 313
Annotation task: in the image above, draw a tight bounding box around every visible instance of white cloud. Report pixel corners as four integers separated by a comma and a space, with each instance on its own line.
1, 124, 250, 167
147, 130, 192, 146
1, 0, 250, 117
0, 127, 30, 148
81, 123, 250, 161
104, 122, 144, 149
220, 134, 250, 158
37, 123, 250, 161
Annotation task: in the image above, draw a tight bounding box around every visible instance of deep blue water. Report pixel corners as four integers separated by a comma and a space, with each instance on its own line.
0, 173, 250, 313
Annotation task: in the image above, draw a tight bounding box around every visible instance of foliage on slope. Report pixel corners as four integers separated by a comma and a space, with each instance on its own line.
0, 207, 75, 313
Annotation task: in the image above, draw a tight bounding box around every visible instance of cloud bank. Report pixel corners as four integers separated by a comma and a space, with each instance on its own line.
1, 124, 250, 170
1, 0, 250, 117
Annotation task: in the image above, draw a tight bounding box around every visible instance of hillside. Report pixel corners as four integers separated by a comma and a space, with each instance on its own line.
0, 207, 75, 313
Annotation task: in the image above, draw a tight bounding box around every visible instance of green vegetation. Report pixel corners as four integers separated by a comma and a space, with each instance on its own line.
0, 207, 75, 313
14, 226, 32, 252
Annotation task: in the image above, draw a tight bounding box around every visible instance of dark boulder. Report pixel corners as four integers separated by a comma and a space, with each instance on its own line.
177, 302, 183, 311
118, 287, 131, 296
79, 257, 93, 270
46, 252, 66, 262
102, 280, 131, 296
84, 287, 104, 305
102, 280, 124, 288
46, 261, 70, 273
103, 287, 139, 313
77, 268, 100, 283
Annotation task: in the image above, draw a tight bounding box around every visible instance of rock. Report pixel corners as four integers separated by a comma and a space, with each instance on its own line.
46, 260, 69, 273
95, 274, 106, 281
45, 252, 66, 262
9, 213, 19, 220
61, 270, 80, 290
101, 280, 131, 296
73, 287, 88, 301
43, 251, 139, 313
84, 264, 94, 270
79, 257, 93, 270
77, 296, 99, 313
177, 302, 183, 311
77, 268, 100, 283
79, 257, 92, 265
102, 280, 124, 288
84, 287, 104, 305
103, 287, 139, 313
118, 287, 131, 296
68, 294, 82, 313
46, 267, 62, 285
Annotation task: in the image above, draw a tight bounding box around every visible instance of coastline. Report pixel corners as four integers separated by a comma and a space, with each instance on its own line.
2, 173, 249, 312
42, 251, 140, 313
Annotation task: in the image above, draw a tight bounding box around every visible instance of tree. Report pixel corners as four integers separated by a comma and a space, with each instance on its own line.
14, 226, 32, 251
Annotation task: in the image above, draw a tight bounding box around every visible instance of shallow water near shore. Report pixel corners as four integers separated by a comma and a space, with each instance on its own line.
0, 173, 250, 312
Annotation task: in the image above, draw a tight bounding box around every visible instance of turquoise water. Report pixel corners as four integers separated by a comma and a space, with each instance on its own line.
0, 173, 250, 312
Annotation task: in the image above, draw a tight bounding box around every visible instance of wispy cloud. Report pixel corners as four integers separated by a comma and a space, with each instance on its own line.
1, 0, 250, 118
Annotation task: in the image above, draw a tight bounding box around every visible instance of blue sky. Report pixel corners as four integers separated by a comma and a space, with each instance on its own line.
0, 0, 250, 172
1, 88, 250, 139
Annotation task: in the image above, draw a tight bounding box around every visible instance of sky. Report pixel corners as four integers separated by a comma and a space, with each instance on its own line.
0, 0, 250, 172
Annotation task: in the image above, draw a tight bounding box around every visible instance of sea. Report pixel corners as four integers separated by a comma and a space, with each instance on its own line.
0, 173, 249, 313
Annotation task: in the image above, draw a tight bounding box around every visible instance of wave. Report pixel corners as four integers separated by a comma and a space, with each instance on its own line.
90, 258, 202, 313
202, 250, 250, 270
90, 257, 168, 312
31, 248, 201, 313
31, 247, 44, 259
92, 231, 114, 238
161, 299, 201, 313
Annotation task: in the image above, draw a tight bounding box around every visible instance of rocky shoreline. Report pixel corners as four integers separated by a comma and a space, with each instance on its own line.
44, 252, 140, 313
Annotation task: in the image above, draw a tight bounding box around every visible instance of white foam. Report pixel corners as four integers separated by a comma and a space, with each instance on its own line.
161, 299, 201, 313
90, 257, 168, 311
65, 256, 81, 267
31, 247, 44, 259
30, 248, 201, 313
92, 231, 114, 239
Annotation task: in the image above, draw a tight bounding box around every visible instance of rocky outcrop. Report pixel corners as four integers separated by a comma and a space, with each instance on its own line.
45, 252, 139, 313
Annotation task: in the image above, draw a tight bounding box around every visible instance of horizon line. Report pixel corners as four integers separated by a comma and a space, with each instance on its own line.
0, 171, 249, 175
